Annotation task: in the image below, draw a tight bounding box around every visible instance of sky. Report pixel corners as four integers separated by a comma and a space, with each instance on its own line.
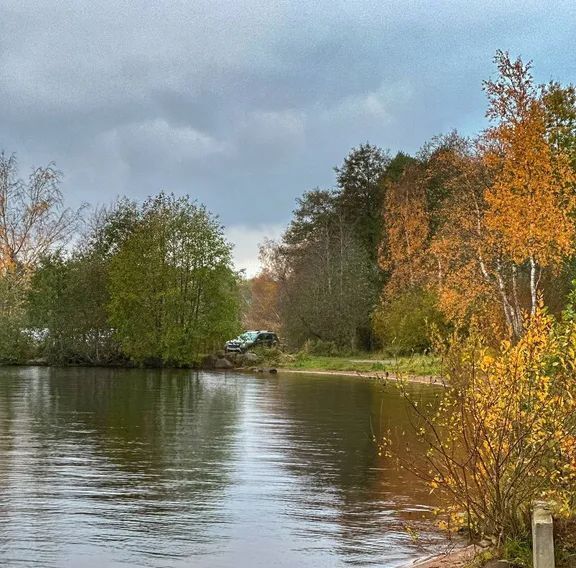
2, 1, 576, 275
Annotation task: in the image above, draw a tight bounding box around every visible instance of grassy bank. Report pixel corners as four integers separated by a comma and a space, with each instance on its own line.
255, 349, 441, 377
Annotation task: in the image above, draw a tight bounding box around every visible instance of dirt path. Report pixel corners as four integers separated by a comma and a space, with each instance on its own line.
276, 367, 445, 386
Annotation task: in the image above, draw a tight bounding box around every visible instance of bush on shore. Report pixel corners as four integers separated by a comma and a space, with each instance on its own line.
372, 288, 447, 355
382, 303, 576, 554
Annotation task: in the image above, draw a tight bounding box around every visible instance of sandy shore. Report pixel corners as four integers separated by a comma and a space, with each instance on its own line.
407, 545, 482, 567
276, 367, 445, 386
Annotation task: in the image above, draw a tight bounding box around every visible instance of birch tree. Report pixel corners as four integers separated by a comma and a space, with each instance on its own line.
419, 53, 576, 339
0, 153, 81, 273
482, 52, 576, 330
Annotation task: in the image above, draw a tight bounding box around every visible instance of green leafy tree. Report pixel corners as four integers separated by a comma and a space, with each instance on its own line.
372, 288, 446, 354
543, 81, 576, 167
0, 271, 32, 363
108, 193, 240, 365
82, 198, 141, 258
27, 252, 122, 364
25, 199, 145, 365
335, 143, 390, 262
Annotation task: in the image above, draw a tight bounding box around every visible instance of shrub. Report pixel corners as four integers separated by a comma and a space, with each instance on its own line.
372, 288, 446, 355
251, 345, 284, 366
0, 321, 33, 364
382, 303, 576, 543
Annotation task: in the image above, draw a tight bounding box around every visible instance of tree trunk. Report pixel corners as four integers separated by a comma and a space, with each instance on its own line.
529, 256, 538, 316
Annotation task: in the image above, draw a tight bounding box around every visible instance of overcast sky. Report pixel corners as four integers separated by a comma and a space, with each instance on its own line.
2, 1, 575, 275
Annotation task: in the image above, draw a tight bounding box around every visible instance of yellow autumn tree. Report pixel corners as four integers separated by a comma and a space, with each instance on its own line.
380, 163, 429, 293
426, 141, 506, 334
242, 270, 281, 332
422, 53, 576, 339
374, 162, 449, 351
483, 51, 576, 320
383, 303, 576, 541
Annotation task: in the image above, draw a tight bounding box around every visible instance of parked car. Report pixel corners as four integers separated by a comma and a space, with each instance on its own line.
225, 330, 279, 353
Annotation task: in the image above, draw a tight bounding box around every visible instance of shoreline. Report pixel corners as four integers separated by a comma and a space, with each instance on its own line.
2, 362, 445, 388
407, 545, 482, 567
273, 367, 446, 386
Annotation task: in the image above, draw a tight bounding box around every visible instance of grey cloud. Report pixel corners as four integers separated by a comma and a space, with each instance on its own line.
1, 0, 576, 235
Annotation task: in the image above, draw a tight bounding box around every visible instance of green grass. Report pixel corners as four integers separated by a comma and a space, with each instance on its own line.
277, 353, 441, 376
501, 537, 532, 567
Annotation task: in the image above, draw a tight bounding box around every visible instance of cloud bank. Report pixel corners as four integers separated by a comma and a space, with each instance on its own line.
1, 0, 575, 271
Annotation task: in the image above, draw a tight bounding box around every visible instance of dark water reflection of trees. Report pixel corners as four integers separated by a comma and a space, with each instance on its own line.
0, 368, 242, 565
253, 375, 444, 560
0, 368, 444, 568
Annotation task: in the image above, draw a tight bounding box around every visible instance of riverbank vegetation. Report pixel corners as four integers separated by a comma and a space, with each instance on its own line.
0, 165, 240, 366
387, 306, 576, 565
280, 352, 439, 376
250, 343, 440, 376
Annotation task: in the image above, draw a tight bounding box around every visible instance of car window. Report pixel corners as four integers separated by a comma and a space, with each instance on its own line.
240, 332, 258, 341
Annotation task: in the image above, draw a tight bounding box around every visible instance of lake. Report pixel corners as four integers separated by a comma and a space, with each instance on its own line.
0, 367, 445, 567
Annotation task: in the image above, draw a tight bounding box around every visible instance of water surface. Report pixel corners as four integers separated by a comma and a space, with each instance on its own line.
0, 367, 443, 567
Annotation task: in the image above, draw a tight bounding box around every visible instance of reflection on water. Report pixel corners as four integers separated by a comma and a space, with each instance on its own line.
0, 367, 444, 567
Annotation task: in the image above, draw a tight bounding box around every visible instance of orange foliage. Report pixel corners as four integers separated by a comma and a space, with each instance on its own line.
243, 271, 281, 332
380, 53, 576, 339
483, 52, 576, 271
380, 165, 429, 294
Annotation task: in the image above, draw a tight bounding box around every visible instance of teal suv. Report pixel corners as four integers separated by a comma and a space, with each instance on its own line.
225, 331, 279, 353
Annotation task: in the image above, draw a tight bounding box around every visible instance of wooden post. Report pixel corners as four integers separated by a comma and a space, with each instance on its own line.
532, 501, 555, 568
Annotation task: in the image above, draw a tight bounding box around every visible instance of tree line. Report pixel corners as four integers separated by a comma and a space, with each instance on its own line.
0, 158, 240, 366
3, 51, 576, 366
246, 51, 576, 353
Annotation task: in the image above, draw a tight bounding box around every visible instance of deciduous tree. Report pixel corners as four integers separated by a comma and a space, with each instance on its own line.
483, 51, 576, 322
108, 193, 240, 364
0, 153, 82, 273
335, 144, 390, 262
242, 271, 281, 332
384, 305, 576, 540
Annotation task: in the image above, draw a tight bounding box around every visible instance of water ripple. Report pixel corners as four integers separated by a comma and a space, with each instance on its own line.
0, 367, 444, 567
